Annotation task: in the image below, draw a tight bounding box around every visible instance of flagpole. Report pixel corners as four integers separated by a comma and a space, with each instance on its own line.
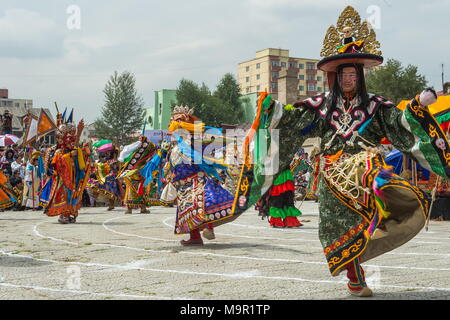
31, 160, 35, 210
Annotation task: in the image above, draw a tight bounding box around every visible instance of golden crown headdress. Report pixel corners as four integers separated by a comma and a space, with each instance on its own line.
320, 6, 382, 58
172, 105, 194, 115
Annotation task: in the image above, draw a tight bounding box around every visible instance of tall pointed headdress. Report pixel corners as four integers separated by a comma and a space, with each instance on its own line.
317, 6, 383, 73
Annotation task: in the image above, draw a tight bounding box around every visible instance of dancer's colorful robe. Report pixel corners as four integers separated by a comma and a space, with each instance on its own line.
22, 162, 41, 208
118, 136, 157, 209
88, 160, 121, 203
41, 148, 90, 217
233, 92, 450, 276
0, 171, 16, 209
167, 143, 235, 235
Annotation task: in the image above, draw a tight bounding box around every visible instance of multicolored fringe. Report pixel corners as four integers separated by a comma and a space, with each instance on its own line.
366, 168, 393, 237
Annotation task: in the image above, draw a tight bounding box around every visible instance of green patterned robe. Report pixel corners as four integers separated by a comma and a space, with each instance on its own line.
232, 92, 450, 276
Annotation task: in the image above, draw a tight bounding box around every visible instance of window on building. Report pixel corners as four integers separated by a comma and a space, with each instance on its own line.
298, 74, 304, 80
256, 63, 260, 69
271, 71, 278, 79
317, 87, 322, 92
307, 74, 314, 80
256, 85, 260, 91
308, 83, 316, 91
246, 77, 250, 82
298, 85, 304, 91
306, 63, 315, 70
15, 103, 20, 107
246, 66, 250, 72
256, 74, 260, 80
271, 82, 277, 89
289, 62, 297, 68
317, 76, 322, 81
281, 62, 286, 68
246, 87, 250, 93
271, 60, 279, 67
299, 63, 304, 69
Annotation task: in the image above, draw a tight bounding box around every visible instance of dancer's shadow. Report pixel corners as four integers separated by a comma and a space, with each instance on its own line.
48, 221, 134, 226
0, 218, 40, 221
0, 256, 52, 267
163, 242, 316, 255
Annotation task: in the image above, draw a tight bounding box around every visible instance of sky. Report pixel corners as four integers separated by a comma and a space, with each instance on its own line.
0, 0, 449, 123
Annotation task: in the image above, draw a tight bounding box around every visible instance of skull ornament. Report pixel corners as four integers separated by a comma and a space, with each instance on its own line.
435, 138, 446, 151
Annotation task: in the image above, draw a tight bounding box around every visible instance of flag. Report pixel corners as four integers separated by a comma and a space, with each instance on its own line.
37, 108, 57, 136
67, 108, 74, 123
23, 113, 39, 145
61, 107, 67, 123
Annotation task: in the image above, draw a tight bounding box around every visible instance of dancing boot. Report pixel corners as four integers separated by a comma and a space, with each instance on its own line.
269, 217, 285, 228
107, 199, 115, 211
202, 223, 215, 240
58, 214, 71, 224
346, 259, 373, 297
283, 216, 303, 228
180, 229, 204, 246
139, 205, 150, 214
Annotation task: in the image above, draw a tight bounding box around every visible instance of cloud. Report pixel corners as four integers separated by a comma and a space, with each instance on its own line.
0, 9, 64, 59
246, 0, 358, 10
0, 1, 448, 124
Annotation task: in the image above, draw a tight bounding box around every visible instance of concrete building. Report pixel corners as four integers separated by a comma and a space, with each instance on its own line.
0, 89, 33, 110
146, 89, 177, 130
79, 122, 96, 144
238, 50, 324, 157
0, 89, 49, 141
237, 48, 328, 103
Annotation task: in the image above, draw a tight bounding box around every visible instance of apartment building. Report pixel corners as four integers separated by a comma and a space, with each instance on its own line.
237, 48, 328, 101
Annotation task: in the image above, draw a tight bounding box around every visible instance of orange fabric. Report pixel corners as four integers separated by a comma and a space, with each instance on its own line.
326, 150, 343, 163
168, 121, 204, 133
243, 90, 268, 165
0, 171, 7, 185
37, 109, 57, 135
397, 95, 450, 115
57, 153, 74, 190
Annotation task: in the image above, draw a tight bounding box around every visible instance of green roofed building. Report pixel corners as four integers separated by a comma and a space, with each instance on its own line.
145, 89, 177, 130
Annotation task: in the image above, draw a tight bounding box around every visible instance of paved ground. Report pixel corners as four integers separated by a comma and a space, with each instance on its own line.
0, 201, 450, 300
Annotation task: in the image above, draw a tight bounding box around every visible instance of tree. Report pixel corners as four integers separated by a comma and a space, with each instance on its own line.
94, 71, 144, 146
175, 74, 245, 127
213, 73, 244, 122
366, 59, 428, 104
175, 79, 207, 108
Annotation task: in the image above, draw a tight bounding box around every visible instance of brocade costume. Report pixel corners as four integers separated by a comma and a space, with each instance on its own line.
40, 114, 91, 224
118, 136, 157, 213
165, 106, 239, 245
88, 151, 122, 209
0, 171, 16, 210
230, 6, 450, 296
22, 152, 42, 209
